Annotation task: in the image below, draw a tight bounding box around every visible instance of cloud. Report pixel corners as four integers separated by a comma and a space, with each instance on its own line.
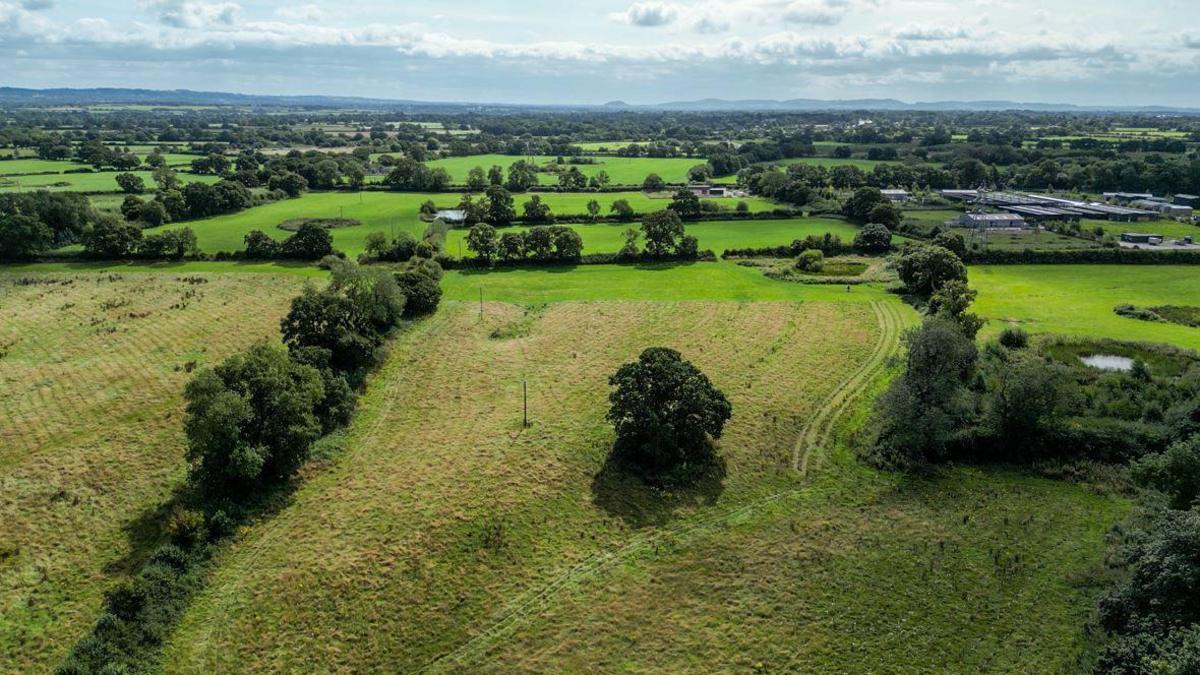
693, 14, 730, 34
144, 0, 240, 29
1183, 34, 1200, 49
778, 0, 844, 26
274, 3, 324, 22
20, 0, 53, 10
613, 2, 679, 27
894, 25, 973, 41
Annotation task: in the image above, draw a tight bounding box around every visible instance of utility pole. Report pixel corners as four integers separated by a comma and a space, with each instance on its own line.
479, 286, 484, 320
523, 379, 528, 428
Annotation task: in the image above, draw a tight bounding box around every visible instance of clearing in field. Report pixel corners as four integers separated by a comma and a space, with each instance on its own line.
0, 273, 307, 673
160, 298, 1124, 672
971, 264, 1200, 349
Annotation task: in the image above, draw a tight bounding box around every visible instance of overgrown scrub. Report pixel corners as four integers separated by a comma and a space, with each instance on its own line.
1115, 304, 1200, 328
57, 259, 444, 673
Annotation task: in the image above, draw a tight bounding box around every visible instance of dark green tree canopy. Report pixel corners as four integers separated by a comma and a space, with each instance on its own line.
183, 343, 325, 497
606, 347, 732, 481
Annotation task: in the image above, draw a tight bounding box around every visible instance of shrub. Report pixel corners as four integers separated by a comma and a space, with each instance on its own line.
795, 248, 825, 273
1098, 508, 1200, 640
1131, 435, 1200, 509
281, 287, 379, 378
894, 243, 967, 296
677, 234, 699, 260
394, 270, 443, 317
183, 343, 324, 498
165, 508, 207, 547
862, 317, 978, 468
997, 327, 1029, 350
279, 222, 334, 260
853, 223, 892, 253
606, 347, 732, 482
243, 230, 280, 259
84, 216, 142, 258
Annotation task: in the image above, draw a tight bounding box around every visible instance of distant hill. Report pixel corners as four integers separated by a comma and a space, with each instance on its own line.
1, 87, 1197, 114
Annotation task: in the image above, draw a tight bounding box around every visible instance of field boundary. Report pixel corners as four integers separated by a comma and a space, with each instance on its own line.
420, 299, 905, 672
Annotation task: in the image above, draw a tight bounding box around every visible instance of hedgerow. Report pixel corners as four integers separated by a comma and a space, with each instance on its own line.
57, 259, 444, 674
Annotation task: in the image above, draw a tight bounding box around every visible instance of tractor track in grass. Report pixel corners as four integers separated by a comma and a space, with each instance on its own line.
794, 300, 903, 476
420, 300, 905, 673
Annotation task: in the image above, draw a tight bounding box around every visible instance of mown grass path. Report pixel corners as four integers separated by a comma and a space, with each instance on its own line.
420, 300, 905, 673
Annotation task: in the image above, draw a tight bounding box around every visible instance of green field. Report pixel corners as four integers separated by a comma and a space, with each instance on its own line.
424, 154, 733, 185
0, 159, 94, 175
444, 217, 861, 259
1082, 218, 1199, 241
1, 169, 218, 193
0, 273, 307, 673
971, 264, 1200, 348
772, 157, 903, 171
153, 298, 1125, 672
138, 191, 783, 256
957, 228, 1103, 252
445, 260, 890, 303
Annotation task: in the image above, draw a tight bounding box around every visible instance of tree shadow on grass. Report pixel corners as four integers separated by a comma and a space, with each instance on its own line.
590, 452, 726, 529
102, 477, 301, 578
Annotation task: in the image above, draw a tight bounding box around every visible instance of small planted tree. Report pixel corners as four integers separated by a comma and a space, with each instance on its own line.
606, 347, 732, 482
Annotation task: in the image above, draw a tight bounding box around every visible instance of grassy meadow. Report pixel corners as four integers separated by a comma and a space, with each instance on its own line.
0, 273, 308, 673
1, 169, 218, 193
156, 298, 1126, 672
971, 264, 1200, 348
134, 190, 787, 256
423, 154, 733, 185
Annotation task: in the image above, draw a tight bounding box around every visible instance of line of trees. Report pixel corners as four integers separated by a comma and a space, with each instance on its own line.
59, 258, 443, 672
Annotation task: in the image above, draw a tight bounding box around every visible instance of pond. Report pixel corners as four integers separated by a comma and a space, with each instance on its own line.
1079, 354, 1135, 372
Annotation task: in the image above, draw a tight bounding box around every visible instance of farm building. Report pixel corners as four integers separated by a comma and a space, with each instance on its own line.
1103, 192, 1155, 203
1131, 200, 1194, 219
1176, 194, 1200, 207
880, 189, 910, 202
688, 184, 728, 197
943, 190, 1158, 222
957, 213, 1027, 228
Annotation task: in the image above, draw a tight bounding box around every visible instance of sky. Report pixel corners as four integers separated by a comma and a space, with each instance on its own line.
1, 0, 1199, 106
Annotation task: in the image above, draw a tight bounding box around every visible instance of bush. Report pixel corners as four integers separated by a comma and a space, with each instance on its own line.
84, 216, 142, 258
183, 343, 325, 498
394, 270, 443, 317
243, 230, 280, 259
1131, 435, 1200, 509
795, 248, 825, 272
606, 347, 732, 482
279, 222, 334, 260
997, 327, 1029, 350
281, 286, 380, 381
165, 508, 207, 547
853, 223, 892, 253
1099, 508, 1200, 640
894, 243, 967, 296
862, 317, 978, 468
